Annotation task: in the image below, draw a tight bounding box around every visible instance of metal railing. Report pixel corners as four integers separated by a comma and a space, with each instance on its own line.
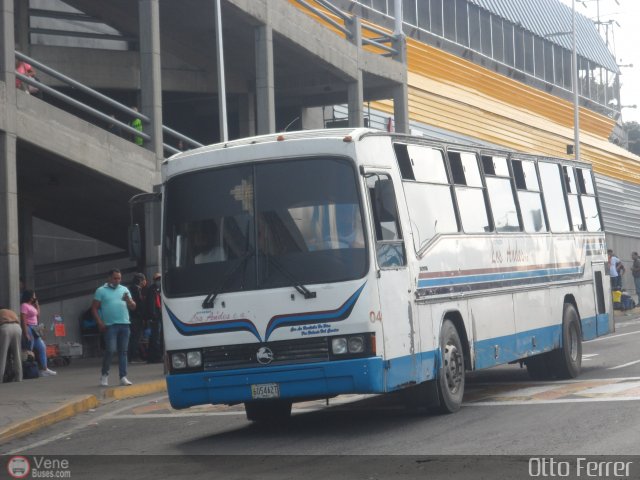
294, 0, 400, 57
14, 51, 203, 156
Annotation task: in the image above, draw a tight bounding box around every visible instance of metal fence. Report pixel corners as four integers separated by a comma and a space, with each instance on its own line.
14, 51, 203, 157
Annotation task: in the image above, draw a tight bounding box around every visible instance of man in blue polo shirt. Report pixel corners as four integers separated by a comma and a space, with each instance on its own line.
92, 269, 136, 386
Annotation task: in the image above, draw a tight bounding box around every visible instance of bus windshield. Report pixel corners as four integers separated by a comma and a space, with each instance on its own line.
163, 156, 367, 297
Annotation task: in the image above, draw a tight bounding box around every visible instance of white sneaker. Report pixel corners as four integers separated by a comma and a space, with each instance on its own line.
41, 368, 57, 376
100, 375, 109, 386
120, 376, 132, 386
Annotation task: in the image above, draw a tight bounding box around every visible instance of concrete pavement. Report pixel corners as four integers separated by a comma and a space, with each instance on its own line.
0, 356, 166, 444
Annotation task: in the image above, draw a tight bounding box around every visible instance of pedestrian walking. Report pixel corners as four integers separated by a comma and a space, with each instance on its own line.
631, 252, 640, 302
608, 249, 623, 290
128, 273, 147, 363
146, 273, 164, 364
92, 269, 136, 386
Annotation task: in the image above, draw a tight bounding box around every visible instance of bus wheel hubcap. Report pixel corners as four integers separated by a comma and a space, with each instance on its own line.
444, 343, 462, 393
569, 324, 578, 361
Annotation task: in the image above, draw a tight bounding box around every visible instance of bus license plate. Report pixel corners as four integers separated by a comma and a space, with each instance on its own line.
251, 383, 280, 399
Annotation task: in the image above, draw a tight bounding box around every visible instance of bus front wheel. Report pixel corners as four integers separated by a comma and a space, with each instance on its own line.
244, 400, 292, 423
434, 320, 465, 413
549, 303, 582, 379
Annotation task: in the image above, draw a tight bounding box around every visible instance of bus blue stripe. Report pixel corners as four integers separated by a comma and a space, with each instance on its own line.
165, 306, 262, 342
417, 266, 583, 288
264, 283, 366, 340
165, 283, 367, 342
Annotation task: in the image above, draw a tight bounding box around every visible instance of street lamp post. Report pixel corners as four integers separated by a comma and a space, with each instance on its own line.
215, 0, 228, 142
572, 0, 580, 161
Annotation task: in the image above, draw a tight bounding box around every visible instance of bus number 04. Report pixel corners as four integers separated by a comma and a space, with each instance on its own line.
369, 311, 382, 323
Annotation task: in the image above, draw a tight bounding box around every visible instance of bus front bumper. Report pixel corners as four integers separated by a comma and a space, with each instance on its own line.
166, 357, 385, 409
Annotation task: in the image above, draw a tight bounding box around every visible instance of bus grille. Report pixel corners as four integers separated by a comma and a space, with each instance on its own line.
202, 337, 329, 371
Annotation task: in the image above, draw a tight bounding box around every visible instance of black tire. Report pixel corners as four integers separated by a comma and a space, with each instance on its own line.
433, 320, 465, 413
549, 303, 582, 379
244, 400, 292, 423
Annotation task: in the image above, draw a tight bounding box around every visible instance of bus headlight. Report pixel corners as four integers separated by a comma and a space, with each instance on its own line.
330, 333, 374, 358
331, 338, 348, 355
187, 351, 202, 367
347, 336, 365, 353
172, 352, 187, 369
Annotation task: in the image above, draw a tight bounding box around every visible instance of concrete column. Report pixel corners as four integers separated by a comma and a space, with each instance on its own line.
348, 76, 364, 128
139, 0, 164, 168
13, 0, 28, 53
392, 83, 409, 134
19, 206, 34, 292
392, 33, 410, 134
255, 24, 275, 134
301, 107, 324, 130
0, 0, 20, 311
347, 16, 364, 128
238, 93, 256, 138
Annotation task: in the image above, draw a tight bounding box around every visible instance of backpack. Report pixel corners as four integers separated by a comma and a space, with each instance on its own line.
22, 360, 40, 379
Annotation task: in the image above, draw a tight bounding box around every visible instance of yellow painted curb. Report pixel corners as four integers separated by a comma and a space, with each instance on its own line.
102, 379, 166, 401
0, 394, 99, 444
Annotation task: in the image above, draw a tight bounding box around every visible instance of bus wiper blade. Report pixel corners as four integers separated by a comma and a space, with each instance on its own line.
262, 253, 316, 299
202, 251, 254, 309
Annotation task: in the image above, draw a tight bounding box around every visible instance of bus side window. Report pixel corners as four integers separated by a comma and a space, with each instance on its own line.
483, 155, 520, 232
577, 168, 602, 232
539, 161, 570, 232
448, 151, 491, 233
367, 174, 406, 268
562, 166, 585, 231
512, 159, 547, 232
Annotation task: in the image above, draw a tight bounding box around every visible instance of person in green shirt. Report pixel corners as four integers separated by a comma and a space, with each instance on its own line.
92, 269, 136, 386
130, 106, 143, 146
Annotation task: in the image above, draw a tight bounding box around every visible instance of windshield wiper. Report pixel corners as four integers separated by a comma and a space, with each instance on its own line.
202, 250, 254, 309
261, 252, 316, 299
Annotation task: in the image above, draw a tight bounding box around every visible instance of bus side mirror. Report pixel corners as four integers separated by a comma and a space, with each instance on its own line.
128, 224, 142, 262
375, 179, 398, 222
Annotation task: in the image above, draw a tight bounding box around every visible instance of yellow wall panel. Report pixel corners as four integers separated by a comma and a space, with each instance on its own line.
290, 1, 640, 184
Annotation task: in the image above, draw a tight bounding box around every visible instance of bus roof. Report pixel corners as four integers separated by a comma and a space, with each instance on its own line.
164, 127, 594, 172
164, 128, 375, 164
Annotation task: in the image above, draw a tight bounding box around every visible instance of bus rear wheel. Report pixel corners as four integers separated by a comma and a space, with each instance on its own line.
244, 400, 292, 423
549, 303, 582, 379
433, 320, 465, 413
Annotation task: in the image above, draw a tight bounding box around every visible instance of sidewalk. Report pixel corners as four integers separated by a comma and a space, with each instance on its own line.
0, 357, 166, 444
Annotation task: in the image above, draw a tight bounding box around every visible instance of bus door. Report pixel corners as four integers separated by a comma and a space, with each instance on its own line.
364, 171, 419, 388
590, 261, 609, 339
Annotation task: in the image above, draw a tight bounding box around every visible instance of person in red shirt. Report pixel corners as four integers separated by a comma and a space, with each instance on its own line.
15, 60, 38, 95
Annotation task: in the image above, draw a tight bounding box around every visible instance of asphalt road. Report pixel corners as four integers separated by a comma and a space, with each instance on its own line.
4, 315, 640, 479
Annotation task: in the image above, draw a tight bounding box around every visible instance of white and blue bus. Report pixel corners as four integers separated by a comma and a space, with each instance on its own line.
159, 128, 611, 421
